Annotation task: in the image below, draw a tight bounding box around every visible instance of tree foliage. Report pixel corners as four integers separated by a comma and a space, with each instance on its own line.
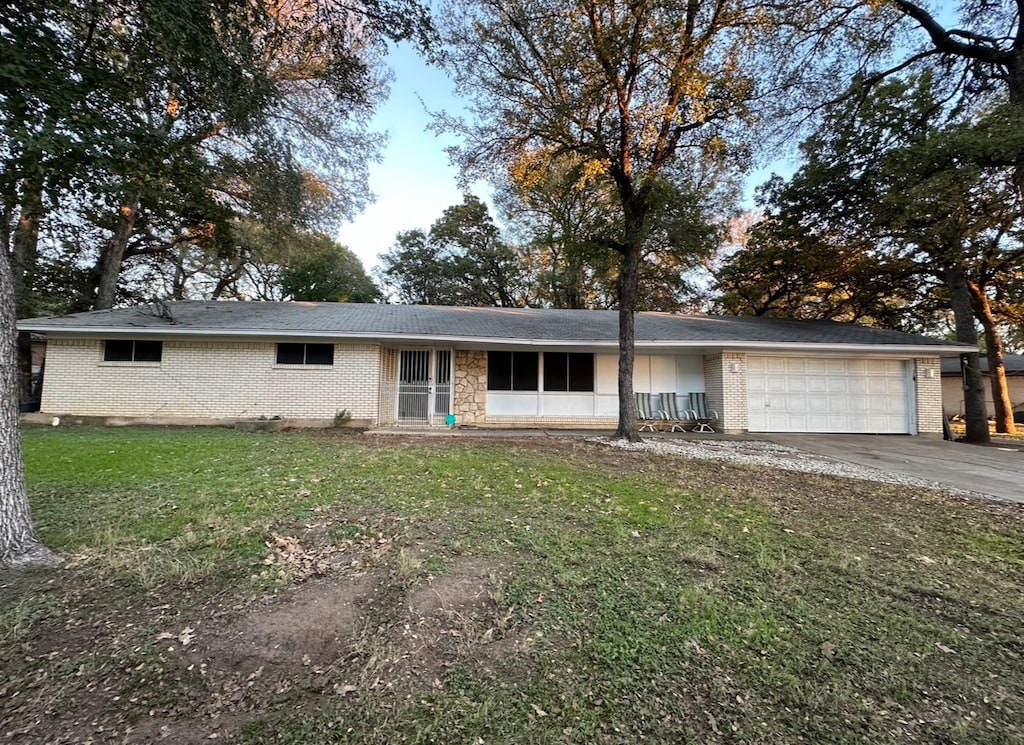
2, 0, 434, 313
714, 210, 932, 330
864, 1, 1024, 198
281, 237, 380, 303
500, 153, 725, 311
378, 194, 528, 306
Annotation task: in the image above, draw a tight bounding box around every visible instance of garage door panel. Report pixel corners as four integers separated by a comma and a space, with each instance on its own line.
807, 414, 831, 430
866, 378, 885, 394
848, 399, 869, 414
786, 377, 808, 393
826, 378, 848, 394
828, 398, 850, 414
847, 378, 868, 394
807, 396, 829, 414
867, 397, 893, 414
748, 356, 910, 434
866, 359, 900, 375
747, 356, 766, 374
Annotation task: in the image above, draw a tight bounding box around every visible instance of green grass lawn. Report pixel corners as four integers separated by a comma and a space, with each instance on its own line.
3, 426, 1022, 744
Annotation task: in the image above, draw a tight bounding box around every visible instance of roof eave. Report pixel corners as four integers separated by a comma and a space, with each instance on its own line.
19, 323, 974, 355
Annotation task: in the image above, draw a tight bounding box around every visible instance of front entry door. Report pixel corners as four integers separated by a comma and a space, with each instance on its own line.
398, 349, 452, 425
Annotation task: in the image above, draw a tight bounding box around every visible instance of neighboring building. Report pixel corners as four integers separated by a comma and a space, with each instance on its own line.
940, 354, 1024, 419
18, 301, 971, 435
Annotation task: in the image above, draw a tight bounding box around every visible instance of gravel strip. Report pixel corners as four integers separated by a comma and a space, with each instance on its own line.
598, 436, 980, 498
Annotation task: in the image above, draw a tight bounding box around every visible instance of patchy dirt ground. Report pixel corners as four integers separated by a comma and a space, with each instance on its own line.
0, 501, 523, 745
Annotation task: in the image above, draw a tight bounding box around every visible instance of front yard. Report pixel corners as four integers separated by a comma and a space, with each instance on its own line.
1, 427, 1021, 744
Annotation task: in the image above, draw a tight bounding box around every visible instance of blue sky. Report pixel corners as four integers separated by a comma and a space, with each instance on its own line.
335, 44, 469, 271
335, 42, 778, 274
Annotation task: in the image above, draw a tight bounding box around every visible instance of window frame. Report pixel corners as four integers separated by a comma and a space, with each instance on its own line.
487, 351, 539, 391
542, 352, 594, 392
275, 342, 335, 366
102, 339, 163, 363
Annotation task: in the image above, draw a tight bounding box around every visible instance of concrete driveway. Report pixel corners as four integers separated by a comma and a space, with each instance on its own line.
765, 435, 1024, 504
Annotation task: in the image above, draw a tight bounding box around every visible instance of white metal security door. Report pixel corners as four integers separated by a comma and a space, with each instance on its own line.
398, 350, 452, 425
747, 356, 911, 434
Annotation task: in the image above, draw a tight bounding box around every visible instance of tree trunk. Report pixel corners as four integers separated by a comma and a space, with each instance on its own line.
1008, 54, 1024, 202
946, 266, 989, 444
12, 164, 44, 405
0, 243, 60, 568
11, 160, 43, 307
91, 196, 139, 310
613, 244, 641, 441
966, 279, 1016, 434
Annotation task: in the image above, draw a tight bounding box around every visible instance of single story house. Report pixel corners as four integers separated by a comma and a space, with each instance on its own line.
941, 353, 1024, 419
18, 301, 972, 435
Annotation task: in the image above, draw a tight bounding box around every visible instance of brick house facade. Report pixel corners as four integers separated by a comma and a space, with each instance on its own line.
23, 302, 957, 435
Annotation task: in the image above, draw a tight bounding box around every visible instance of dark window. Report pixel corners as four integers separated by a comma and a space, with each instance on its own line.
304, 344, 334, 365
543, 352, 594, 392
103, 339, 133, 362
103, 339, 163, 362
276, 343, 334, 365
487, 351, 538, 391
276, 343, 305, 364
133, 340, 163, 362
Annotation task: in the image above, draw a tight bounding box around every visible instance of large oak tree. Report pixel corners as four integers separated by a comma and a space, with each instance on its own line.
441, 0, 885, 439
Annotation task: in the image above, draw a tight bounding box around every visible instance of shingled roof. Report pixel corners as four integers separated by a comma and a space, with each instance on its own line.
19, 301, 972, 352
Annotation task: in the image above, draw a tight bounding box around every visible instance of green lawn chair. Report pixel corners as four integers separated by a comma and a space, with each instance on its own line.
688, 392, 719, 433
635, 392, 662, 432
657, 392, 692, 432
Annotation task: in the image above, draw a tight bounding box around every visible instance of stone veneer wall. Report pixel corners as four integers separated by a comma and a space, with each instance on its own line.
41, 336, 381, 421
914, 356, 943, 436
453, 350, 487, 425
703, 351, 748, 433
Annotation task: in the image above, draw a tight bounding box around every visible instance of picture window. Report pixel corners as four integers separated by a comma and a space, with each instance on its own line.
543, 352, 594, 392
487, 351, 538, 391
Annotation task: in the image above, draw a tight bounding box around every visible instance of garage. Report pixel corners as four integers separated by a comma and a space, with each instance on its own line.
747, 356, 911, 434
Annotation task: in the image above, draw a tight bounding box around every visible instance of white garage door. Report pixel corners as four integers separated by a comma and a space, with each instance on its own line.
747, 357, 911, 434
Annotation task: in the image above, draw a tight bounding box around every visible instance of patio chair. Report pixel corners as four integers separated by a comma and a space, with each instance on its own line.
688, 392, 719, 433
657, 392, 693, 432
635, 392, 663, 432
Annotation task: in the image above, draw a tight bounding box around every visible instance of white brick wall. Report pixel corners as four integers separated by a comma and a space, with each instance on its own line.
704, 352, 748, 433
377, 347, 399, 426
38, 336, 946, 435
41, 337, 382, 421
914, 357, 943, 435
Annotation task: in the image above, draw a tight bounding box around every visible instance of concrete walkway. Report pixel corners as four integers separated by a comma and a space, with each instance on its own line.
764, 435, 1024, 504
